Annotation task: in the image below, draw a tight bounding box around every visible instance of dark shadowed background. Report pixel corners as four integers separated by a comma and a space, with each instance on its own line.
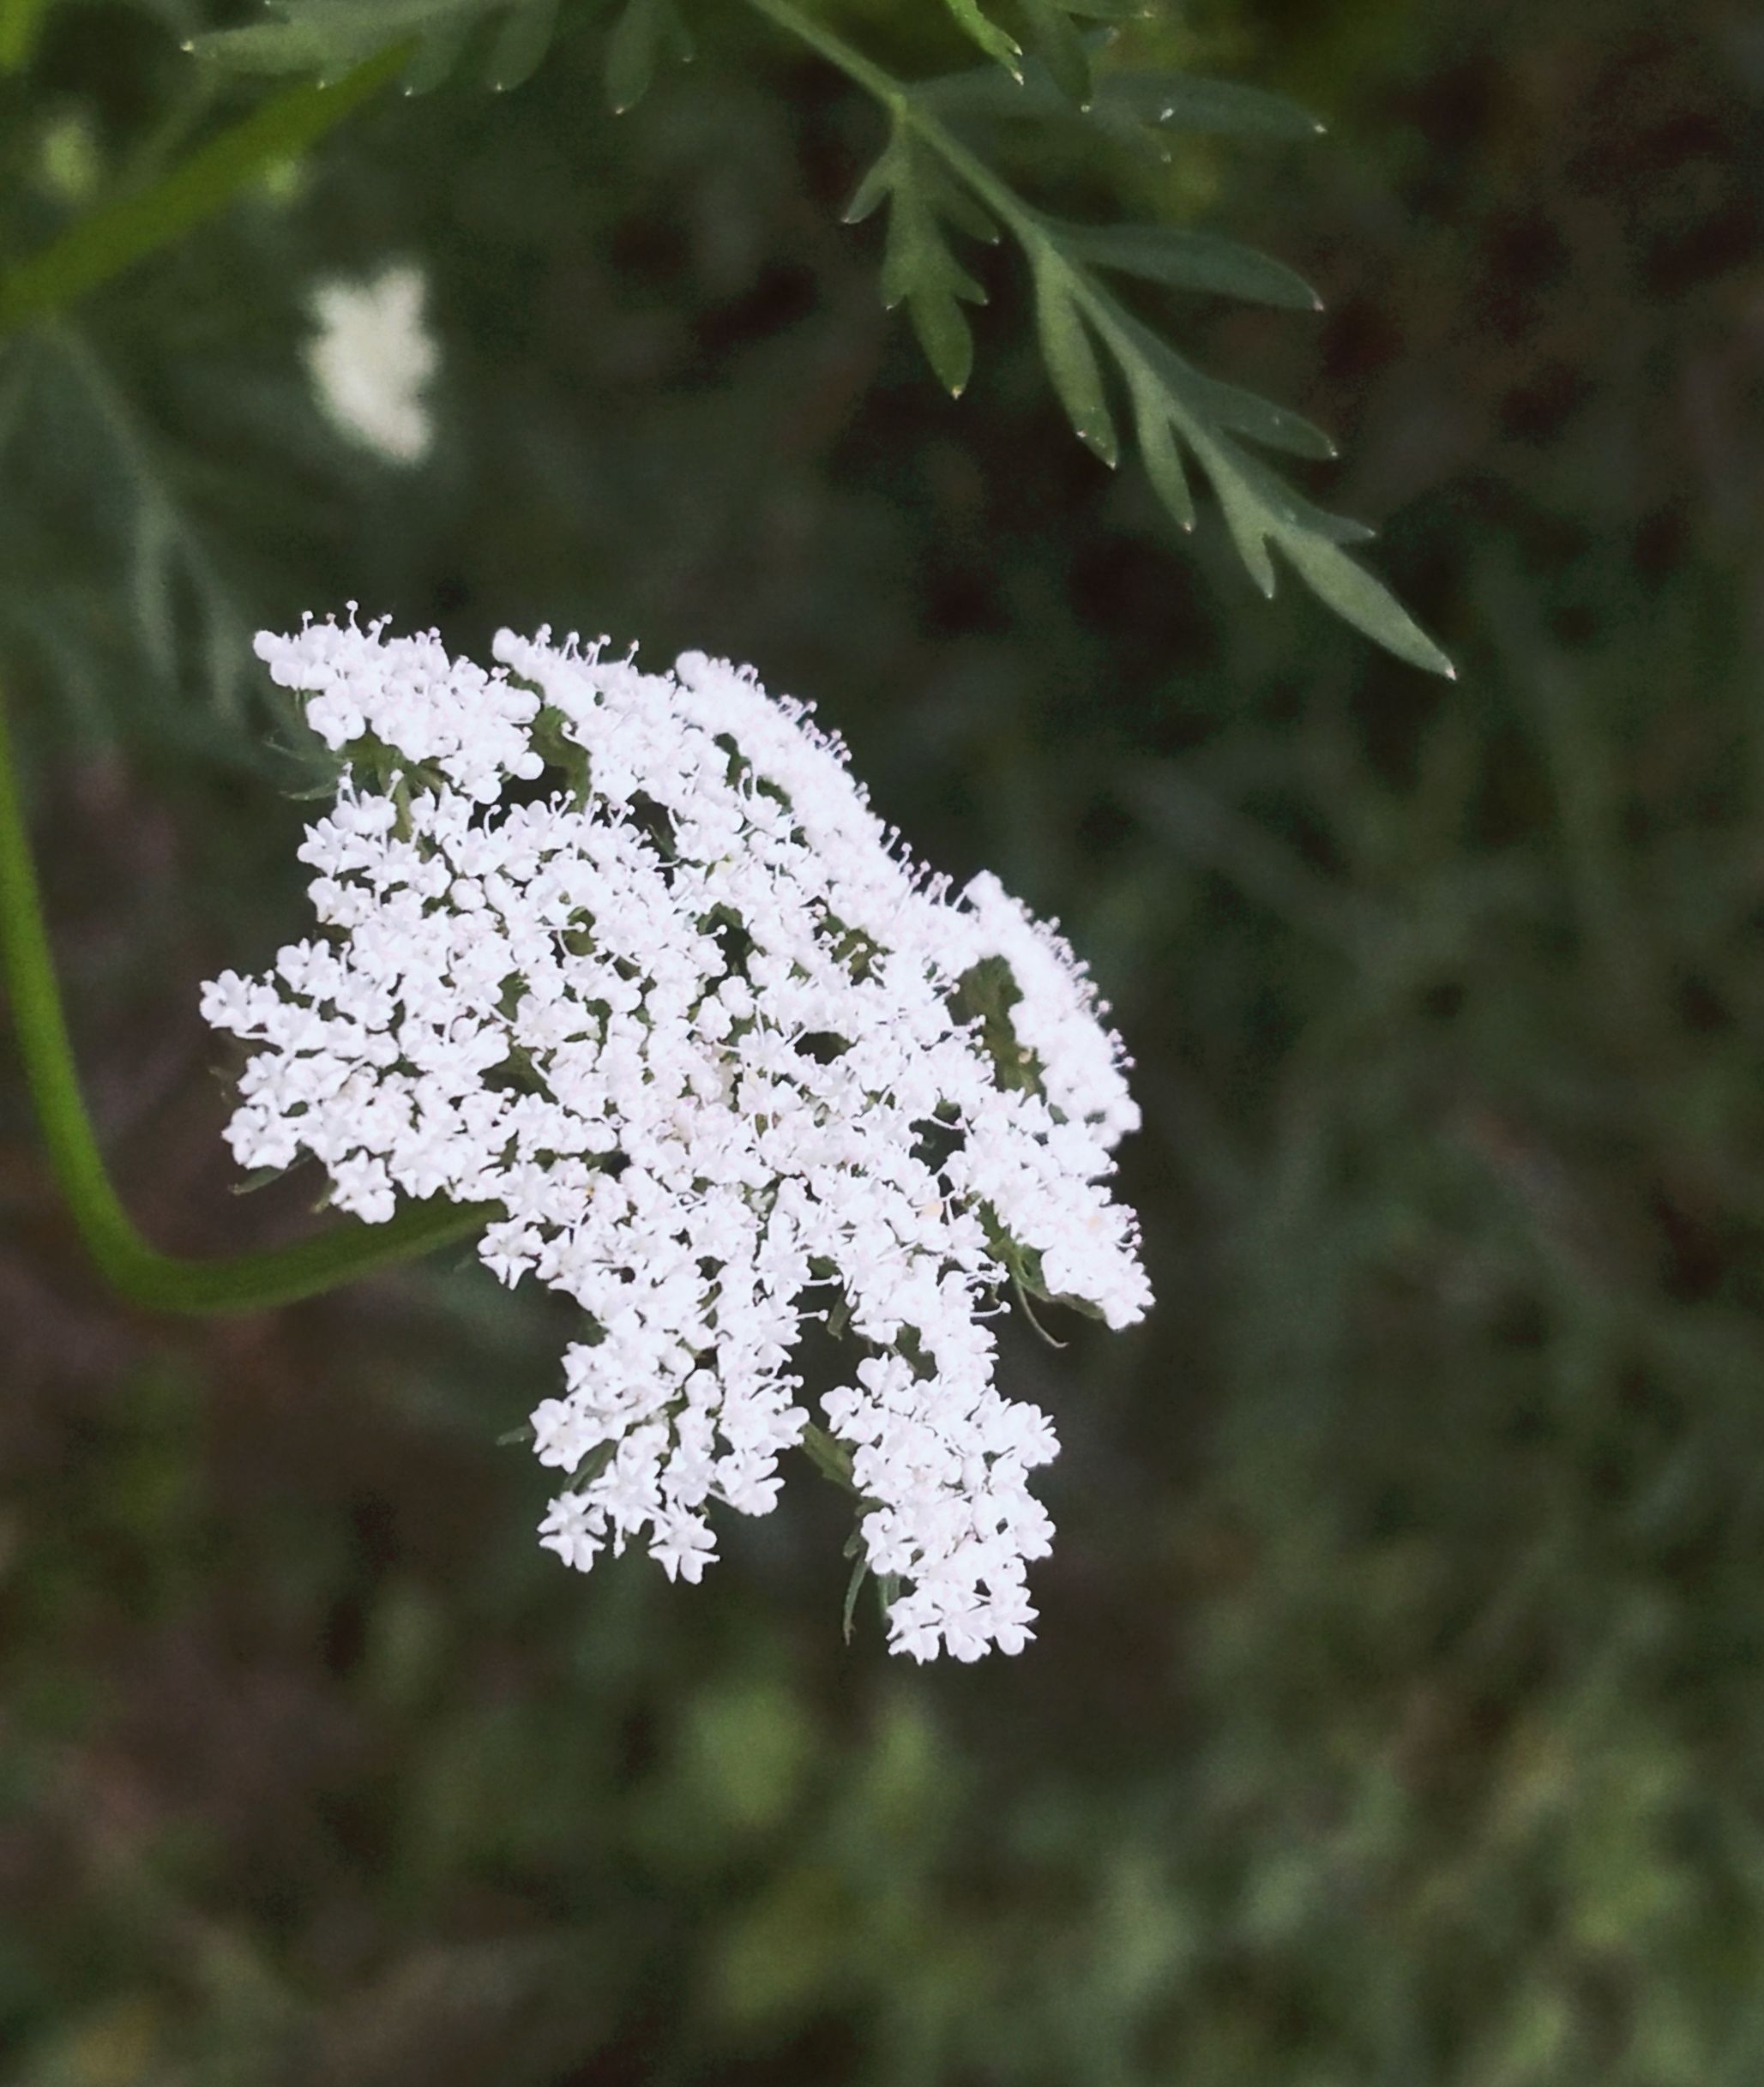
5, 0, 1764, 2079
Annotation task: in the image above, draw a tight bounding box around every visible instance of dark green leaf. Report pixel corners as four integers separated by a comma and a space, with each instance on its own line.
909, 294, 975, 395
191, 0, 479, 78
1019, 0, 1093, 105
840, 1547, 870, 1645
1095, 69, 1325, 141
937, 181, 1002, 247
842, 159, 890, 226
1226, 448, 1376, 545
1129, 377, 1196, 531
486, 0, 558, 88
853, 133, 990, 397
1034, 261, 1117, 465
1059, 220, 1320, 310
1124, 318, 1335, 459
1275, 529, 1455, 677
605, 0, 691, 113
1212, 465, 1278, 594
936, 0, 1021, 76
186, 21, 346, 73
916, 56, 1061, 120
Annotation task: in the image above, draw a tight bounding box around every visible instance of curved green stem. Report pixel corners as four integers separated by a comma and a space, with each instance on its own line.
0, 679, 492, 1314
0, 45, 404, 341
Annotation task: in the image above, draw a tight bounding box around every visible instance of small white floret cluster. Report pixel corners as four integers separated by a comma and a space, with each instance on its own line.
202, 614, 1151, 1659
304, 263, 437, 466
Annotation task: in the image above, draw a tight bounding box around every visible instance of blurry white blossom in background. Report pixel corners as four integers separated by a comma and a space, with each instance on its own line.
303, 264, 437, 466
202, 615, 1152, 1661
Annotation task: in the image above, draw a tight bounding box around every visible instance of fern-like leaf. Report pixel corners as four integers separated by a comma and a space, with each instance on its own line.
846, 130, 998, 397
855, 50, 1452, 672
1031, 246, 1449, 671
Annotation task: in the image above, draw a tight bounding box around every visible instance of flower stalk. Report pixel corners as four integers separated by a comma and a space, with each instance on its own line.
0, 677, 491, 1314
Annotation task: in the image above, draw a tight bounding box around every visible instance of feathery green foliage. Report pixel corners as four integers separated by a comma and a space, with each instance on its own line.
180, 0, 1450, 672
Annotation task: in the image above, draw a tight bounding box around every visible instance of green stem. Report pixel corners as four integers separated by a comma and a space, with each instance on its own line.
739, 0, 904, 108
0, 45, 405, 340
739, 0, 1036, 226
0, 679, 493, 1314
738, 0, 1087, 318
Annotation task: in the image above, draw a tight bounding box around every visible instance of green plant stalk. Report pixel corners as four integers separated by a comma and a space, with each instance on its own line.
0, 681, 493, 1314
0, 45, 405, 340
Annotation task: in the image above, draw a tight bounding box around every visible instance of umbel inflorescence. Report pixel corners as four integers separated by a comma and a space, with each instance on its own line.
202, 615, 1151, 1660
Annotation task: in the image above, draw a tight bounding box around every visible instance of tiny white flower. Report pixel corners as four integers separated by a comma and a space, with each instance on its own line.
304, 263, 438, 466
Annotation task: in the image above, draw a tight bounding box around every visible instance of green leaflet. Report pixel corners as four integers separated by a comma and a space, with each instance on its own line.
934, 0, 1139, 95
935, 0, 1021, 80
604, 0, 693, 115
1042, 265, 1451, 671
489, 0, 561, 89
190, 0, 567, 94
1032, 252, 1116, 465
1131, 328, 1338, 461
921, 51, 1320, 140
1057, 220, 1321, 311
1093, 68, 1326, 141
188, 0, 691, 122
190, 0, 469, 76
846, 132, 996, 398
1016, 0, 1093, 105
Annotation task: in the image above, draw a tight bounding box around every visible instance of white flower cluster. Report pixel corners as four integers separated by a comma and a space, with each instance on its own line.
304, 263, 437, 466
202, 614, 1151, 1659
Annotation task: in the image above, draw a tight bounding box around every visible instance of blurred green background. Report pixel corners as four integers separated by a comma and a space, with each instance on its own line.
5, 0, 1764, 2079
